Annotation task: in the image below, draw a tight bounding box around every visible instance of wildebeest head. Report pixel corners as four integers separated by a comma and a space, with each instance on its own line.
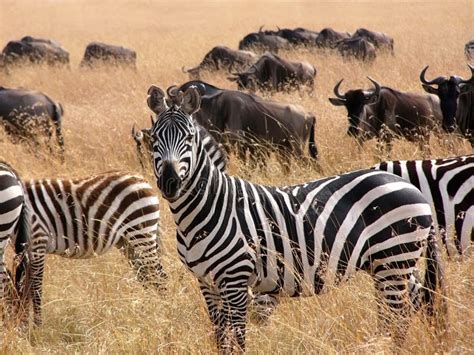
228, 65, 259, 91
420, 65, 473, 133
329, 77, 381, 137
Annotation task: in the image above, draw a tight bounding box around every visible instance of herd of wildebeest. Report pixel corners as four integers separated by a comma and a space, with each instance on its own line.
0, 24, 473, 352
0, 27, 473, 169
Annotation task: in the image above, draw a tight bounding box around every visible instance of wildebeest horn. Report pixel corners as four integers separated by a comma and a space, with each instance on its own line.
333, 79, 345, 99
248, 64, 257, 74
132, 123, 136, 136
181, 66, 189, 73
420, 66, 446, 86
259, 25, 264, 33
277, 26, 281, 31
367, 77, 381, 97
460, 63, 474, 83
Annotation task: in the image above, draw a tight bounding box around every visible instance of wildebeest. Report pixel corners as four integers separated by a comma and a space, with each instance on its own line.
80, 42, 137, 68
0, 36, 69, 67
353, 28, 394, 53
336, 37, 376, 62
465, 39, 474, 60
0, 87, 65, 157
315, 28, 351, 48
420, 65, 474, 144
238, 27, 290, 53
182, 46, 257, 79
228, 53, 316, 92
166, 80, 318, 166
329, 77, 441, 151
259, 27, 319, 46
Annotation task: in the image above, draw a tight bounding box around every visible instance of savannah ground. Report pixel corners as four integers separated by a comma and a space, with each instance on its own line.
0, 0, 473, 353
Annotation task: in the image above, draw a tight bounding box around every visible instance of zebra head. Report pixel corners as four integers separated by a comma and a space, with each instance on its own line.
147, 85, 201, 201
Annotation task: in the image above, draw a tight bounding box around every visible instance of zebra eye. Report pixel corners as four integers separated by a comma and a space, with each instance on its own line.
186, 134, 194, 142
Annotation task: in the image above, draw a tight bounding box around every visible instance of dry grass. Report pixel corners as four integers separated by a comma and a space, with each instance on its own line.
0, 0, 473, 353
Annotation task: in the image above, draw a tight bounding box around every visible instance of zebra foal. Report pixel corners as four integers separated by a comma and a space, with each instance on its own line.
373, 155, 473, 257
18, 171, 165, 325
146, 85, 446, 352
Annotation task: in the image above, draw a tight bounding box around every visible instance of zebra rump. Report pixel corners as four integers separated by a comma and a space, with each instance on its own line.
373, 154, 473, 257
0, 161, 30, 313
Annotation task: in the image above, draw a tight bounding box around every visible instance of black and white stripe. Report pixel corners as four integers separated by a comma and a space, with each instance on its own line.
133, 122, 227, 172
0, 161, 30, 306
147, 86, 445, 352
22, 172, 164, 325
373, 155, 473, 257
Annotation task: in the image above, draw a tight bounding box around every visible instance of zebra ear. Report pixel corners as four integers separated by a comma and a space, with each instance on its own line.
181, 87, 201, 115
147, 85, 167, 115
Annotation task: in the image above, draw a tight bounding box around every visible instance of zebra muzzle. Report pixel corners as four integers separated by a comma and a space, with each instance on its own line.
159, 160, 182, 200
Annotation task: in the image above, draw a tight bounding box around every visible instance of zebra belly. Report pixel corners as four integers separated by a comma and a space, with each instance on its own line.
47, 233, 119, 258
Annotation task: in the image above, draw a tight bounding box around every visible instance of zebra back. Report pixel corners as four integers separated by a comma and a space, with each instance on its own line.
25, 171, 161, 257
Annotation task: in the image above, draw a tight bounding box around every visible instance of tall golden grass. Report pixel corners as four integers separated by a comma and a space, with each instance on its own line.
0, 0, 473, 353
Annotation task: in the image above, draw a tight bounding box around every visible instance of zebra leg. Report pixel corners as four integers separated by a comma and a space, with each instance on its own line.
374, 275, 411, 347
199, 282, 227, 351
0, 240, 8, 319
30, 238, 47, 326
122, 233, 167, 289
220, 282, 249, 353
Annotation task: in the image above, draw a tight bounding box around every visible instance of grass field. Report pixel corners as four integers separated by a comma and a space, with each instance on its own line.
1, 0, 473, 353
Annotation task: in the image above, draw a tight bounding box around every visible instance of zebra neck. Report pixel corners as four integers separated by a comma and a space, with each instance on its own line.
168, 148, 229, 230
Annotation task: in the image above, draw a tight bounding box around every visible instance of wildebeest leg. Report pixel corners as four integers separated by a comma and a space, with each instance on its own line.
54, 120, 65, 162
248, 145, 268, 170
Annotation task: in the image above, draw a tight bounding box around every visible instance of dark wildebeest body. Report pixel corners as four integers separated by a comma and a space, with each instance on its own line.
0, 87, 65, 156
182, 46, 256, 79
1, 36, 69, 67
315, 28, 351, 48
175, 80, 318, 165
228, 53, 316, 92
80, 42, 137, 68
329, 78, 441, 152
420, 65, 474, 145
238, 27, 289, 53
353, 28, 394, 53
261, 27, 319, 46
465, 39, 474, 61
336, 37, 376, 62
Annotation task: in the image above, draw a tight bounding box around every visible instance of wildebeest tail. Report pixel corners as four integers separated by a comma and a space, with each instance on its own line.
308, 115, 318, 159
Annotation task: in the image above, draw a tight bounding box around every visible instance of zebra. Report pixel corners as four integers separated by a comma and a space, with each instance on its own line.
17, 171, 165, 325
146, 85, 446, 352
132, 119, 227, 172
0, 161, 30, 310
372, 155, 473, 257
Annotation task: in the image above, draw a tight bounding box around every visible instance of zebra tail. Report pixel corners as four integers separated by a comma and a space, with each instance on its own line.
308, 115, 318, 159
14, 200, 31, 308
422, 226, 448, 335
